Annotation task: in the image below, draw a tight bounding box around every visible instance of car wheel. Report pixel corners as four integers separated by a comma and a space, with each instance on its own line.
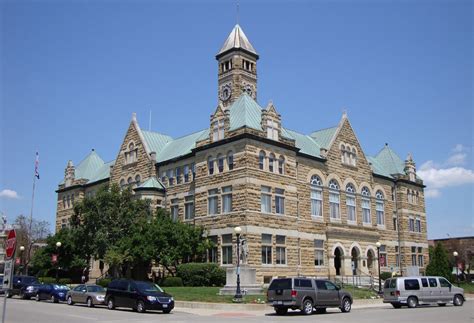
136, 300, 146, 313
407, 296, 418, 308
5, 291, 12, 298
316, 308, 327, 314
275, 307, 288, 315
87, 297, 94, 308
163, 309, 172, 314
453, 294, 464, 306
51, 295, 58, 303
67, 296, 74, 305
35, 294, 41, 302
301, 299, 313, 315
107, 298, 115, 310
391, 303, 402, 309
341, 297, 351, 313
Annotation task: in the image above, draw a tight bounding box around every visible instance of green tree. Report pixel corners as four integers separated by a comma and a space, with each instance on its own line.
426, 243, 452, 279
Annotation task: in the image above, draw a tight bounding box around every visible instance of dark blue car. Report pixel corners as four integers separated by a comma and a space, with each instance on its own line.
35, 284, 70, 303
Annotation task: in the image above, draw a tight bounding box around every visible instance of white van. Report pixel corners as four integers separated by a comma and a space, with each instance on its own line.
383, 276, 464, 308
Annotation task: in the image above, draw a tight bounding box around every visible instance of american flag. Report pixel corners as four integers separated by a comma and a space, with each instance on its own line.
35, 152, 40, 179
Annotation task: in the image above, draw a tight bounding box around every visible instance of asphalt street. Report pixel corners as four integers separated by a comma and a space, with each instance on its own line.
1, 298, 472, 323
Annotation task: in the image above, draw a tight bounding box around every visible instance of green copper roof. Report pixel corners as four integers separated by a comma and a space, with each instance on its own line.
75, 150, 105, 181
87, 160, 115, 183
374, 145, 405, 176
135, 177, 165, 190
310, 126, 338, 149
282, 128, 322, 158
156, 129, 208, 163
229, 93, 263, 131
142, 130, 173, 154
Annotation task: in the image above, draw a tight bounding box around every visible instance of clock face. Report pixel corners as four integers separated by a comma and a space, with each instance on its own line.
221, 85, 231, 101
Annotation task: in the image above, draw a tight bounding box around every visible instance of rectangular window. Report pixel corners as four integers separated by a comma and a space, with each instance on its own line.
418, 255, 424, 267
311, 188, 322, 217
184, 195, 194, 220
212, 121, 219, 141
208, 236, 218, 263
208, 158, 214, 175
380, 245, 387, 267
222, 234, 232, 265
404, 279, 420, 290
208, 189, 219, 215
176, 167, 181, 184
218, 119, 225, 140
409, 217, 415, 232
275, 235, 286, 265
218, 156, 224, 173
376, 200, 384, 225
266, 119, 278, 140
228, 154, 234, 170
183, 165, 189, 182
415, 217, 421, 233
261, 186, 272, 213
421, 278, 428, 288
329, 191, 340, 219
411, 246, 417, 266
167, 169, 174, 186
346, 195, 356, 222
222, 186, 233, 213
362, 198, 370, 223
393, 217, 398, 231
314, 239, 324, 266
261, 234, 272, 265
275, 188, 285, 214
170, 199, 179, 221
428, 278, 437, 287
191, 163, 196, 180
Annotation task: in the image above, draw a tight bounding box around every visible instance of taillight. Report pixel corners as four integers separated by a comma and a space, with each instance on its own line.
395, 290, 400, 296
291, 290, 297, 298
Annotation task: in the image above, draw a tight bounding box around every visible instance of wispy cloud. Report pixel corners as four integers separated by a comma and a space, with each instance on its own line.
418, 144, 474, 199
0, 189, 20, 199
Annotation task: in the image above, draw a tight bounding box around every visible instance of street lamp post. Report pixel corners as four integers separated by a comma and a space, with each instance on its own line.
55, 241, 62, 282
375, 242, 382, 294
233, 226, 242, 302
19, 246, 25, 275
453, 251, 459, 286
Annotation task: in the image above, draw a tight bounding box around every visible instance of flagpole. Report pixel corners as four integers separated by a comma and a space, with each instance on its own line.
27, 153, 38, 275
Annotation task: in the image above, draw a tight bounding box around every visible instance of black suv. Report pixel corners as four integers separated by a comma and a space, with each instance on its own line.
6, 275, 39, 298
105, 279, 174, 313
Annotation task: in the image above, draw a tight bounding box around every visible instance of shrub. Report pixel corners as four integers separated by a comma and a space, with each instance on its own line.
38, 277, 56, 284
58, 278, 72, 285
380, 272, 393, 281
161, 276, 183, 287
177, 263, 226, 287
97, 278, 112, 288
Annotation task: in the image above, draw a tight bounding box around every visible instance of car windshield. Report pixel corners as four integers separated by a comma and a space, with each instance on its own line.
53, 285, 70, 290
135, 282, 163, 293
87, 285, 105, 293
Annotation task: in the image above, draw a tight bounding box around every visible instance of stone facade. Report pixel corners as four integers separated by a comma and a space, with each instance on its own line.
55, 24, 429, 283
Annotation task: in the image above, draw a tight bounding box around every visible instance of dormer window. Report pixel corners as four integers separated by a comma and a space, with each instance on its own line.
125, 142, 138, 164
212, 119, 225, 141
266, 119, 278, 140
340, 142, 357, 166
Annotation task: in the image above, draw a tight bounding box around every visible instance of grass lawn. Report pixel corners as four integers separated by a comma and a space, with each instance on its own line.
162, 286, 379, 303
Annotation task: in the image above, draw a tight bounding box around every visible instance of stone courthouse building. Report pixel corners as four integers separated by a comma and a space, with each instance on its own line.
56, 25, 428, 283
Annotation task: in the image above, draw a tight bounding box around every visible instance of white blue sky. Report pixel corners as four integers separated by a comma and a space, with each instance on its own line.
1, 0, 472, 239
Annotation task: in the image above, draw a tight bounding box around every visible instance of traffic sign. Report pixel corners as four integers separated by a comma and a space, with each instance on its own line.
4, 229, 17, 260
2, 259, 13, 289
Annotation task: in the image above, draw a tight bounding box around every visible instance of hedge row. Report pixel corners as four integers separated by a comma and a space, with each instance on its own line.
176, 263, 225, 287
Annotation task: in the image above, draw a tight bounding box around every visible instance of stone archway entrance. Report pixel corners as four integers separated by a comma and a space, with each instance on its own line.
367, 249, 375, 274
351, 247, 360, 275
334, 247, 343, 276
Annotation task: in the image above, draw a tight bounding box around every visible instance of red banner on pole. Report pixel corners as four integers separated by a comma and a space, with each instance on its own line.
51, 254, 58, 263
15, 258, 20, 265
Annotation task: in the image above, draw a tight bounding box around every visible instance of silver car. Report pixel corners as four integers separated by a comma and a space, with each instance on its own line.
383, 276, 464, 308
66, 284, 106, 307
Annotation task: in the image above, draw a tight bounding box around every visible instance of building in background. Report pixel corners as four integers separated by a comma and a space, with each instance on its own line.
55, 24, 428, 283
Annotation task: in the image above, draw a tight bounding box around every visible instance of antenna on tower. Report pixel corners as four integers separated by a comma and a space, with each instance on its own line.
149, 109, 152, 131
236, 0, 240, 25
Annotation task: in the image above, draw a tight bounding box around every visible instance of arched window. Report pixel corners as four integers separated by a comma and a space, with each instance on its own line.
217, 154, 224, 173
269, 153, 276, 172
328, 179, 340, 219
127, 142, 137, 163
346, 183, 356, 222
62, 196, 66, 209
341, 145, 345, 163
227, 151, 234, 171
120, 179, 126, 189
310, 175, 323, 217
66, 195, 71, 208
208, 156, 215, 175
135, 174, 141, 186
259, 151, 266, 170
376, 190, 385, 225
278, 156, 285, 174
127, 177, 133, 185
351, 147, 357, 166
361, 186, 371, 224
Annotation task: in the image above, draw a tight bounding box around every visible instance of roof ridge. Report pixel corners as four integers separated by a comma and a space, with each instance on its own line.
310, 125, 338, 135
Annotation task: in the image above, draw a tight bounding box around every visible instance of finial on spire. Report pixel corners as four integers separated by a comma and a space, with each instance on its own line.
132, 112, 137, 122
406, 152, 413, 162
236, 0, 240, 25
342, 108, 347, 118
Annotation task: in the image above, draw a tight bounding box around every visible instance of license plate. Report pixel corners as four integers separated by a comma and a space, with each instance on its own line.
163, 304, 168, 308
273, 301, 283, 305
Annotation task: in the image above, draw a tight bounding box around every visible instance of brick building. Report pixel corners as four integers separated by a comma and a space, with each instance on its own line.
55, 25, 428, 283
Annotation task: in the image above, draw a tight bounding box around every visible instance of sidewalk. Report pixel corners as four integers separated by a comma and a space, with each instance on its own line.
175, 297, 473, 317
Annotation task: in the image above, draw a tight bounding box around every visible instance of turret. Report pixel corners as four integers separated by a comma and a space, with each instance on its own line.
404, 153, 416, 182
64, 160, 75, 187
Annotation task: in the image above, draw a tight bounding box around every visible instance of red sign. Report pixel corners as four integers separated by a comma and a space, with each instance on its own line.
4, 229, 17, 260
52, 254, 58, 263
15, 257, 21, 265
379, 256, 386, 267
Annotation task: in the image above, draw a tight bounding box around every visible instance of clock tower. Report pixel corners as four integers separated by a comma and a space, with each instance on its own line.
216, 24, 259, 108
